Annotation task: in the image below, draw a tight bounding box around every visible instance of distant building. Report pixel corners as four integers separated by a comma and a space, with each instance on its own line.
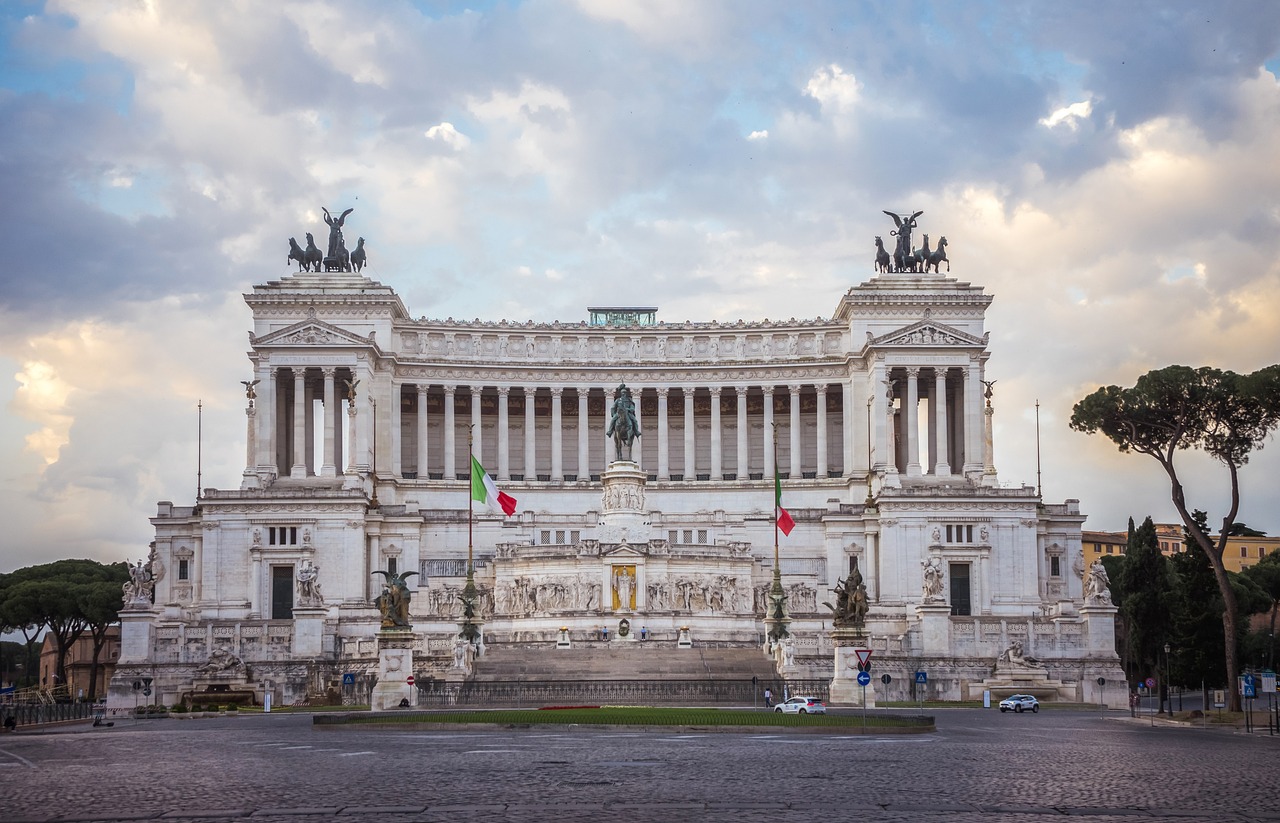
39, 627, 120, 700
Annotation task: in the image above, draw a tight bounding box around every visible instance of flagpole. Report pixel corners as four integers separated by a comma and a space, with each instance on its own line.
460, 425, 479, 647
766, 422, 788, 644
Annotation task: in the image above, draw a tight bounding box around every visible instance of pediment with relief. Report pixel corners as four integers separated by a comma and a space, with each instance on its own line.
868, 320, 987, 348
601, 541, 647, 557
252, 319, 374, 348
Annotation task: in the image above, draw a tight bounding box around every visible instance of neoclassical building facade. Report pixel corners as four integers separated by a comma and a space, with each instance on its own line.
109, 250, 1125, 710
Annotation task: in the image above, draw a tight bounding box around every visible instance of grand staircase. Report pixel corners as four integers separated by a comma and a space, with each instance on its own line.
420, 643, 828, 708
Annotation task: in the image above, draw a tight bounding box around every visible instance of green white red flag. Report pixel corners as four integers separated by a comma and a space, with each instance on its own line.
775, 469, 795, 536
471, 455, 517, 516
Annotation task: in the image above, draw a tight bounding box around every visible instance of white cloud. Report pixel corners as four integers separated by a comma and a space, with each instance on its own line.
804, 64, 861, 114
1040, 99, 1093, 129
747, 130, 768, 140
425, 122, 470, 150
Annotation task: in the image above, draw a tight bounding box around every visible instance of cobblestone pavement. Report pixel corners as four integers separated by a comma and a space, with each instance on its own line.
2, 709, 1278, 823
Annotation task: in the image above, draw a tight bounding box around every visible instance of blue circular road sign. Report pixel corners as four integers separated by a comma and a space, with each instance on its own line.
857, 670, 871, 686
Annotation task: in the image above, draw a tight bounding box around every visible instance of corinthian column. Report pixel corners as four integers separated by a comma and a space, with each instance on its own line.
709, 386, 722, 479
443, 385, 457, 479
683, 387, 695, 479
816, 384, 828, 478
524, 386, 537, 479
416, 385, 429, 479
577, 387, 590, 479
656, 388, 670, 479
320, 368, 337, 477
762, 386, 775, 478
934, 369, 951, 476
906, 368, 922, 477
471, 385, 483, 468
736, 385, 749, 479
550, 387, 564, 480
290, 368, 307, 479
497, 386, 511, 481
789, 385, 802, 478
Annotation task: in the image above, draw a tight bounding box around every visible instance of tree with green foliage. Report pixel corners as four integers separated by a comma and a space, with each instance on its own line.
1071, 364, 1280, 710
1118, 517, 1173, 709
0, 559, 128, 692
1241, 551, 1280, 671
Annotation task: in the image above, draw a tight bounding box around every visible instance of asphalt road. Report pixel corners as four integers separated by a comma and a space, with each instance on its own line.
2, 708, 1278, 823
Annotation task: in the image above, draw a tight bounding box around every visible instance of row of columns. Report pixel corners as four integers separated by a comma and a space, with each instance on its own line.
875, 364, 985, 478
393, 384, 845, 482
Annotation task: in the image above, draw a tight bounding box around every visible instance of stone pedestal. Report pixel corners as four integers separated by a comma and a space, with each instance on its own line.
1080, 604, 1119, 656
828, 627, 875, 707
677, 626, 692, 648
597, 461, 651, 544
370, 629, 415, 711
556, 627, 571, 649
976, 664, 1074, 703
118, 607, 158, 663
292, 607, 327, 657
915, 603, 953, 656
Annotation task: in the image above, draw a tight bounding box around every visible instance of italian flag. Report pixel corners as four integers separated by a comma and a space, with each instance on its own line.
775, 469, 795, 536
471, 455, 518, 516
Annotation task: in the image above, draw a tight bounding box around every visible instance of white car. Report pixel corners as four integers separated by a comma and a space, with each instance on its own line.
774, 696, 826, 714
998, 694, 1040, 713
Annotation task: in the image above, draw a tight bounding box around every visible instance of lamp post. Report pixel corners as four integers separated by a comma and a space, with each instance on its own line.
1163, 642, 1172, 716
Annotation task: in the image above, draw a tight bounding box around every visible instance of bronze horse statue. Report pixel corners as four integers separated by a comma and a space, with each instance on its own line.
914, 234, 932, 271
874, 236, 892, 273
350, 237, 367, 273
303, 233, 323, 272
287, 238, 308, 271
927, 236, 950, 272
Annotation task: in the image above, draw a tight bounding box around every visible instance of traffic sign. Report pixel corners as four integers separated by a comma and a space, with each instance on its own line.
132, 680, 142, 691
856, 671, 871, 686
142, 688, 152, 697
1240, 674, 1256, 698
914, 671, 928, 684
854, 648, 872, 669
406, 675, 416, 687
880, 674, 892, 685
1145, 677, 1156, 688
342, 673, 355, 686
1261, 673, 1276, 694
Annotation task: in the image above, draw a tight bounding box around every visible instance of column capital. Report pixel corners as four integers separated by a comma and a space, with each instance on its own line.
321, 367, 337, 378
709, 386, 722, 397
789, 384, 802, 396
443, 384, 457, 395
416, 384, 430, 396
497, 386, 511, 397
549, 386, 564, 397
656, 387, 670, 398
579, 386, 592, 395
735, 384, 751, 395
906, 366, 921, 378
291, 367, 307, 378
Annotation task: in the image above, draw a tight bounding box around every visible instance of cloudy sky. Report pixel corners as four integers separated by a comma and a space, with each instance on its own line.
2, 0, 1279, 573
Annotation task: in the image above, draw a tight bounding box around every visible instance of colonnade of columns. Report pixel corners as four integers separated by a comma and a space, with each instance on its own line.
385, 383, 846, 483
873, 364, 985, 478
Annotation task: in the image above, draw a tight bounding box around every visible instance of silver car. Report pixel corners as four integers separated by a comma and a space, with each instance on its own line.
998, 694, 1040, 713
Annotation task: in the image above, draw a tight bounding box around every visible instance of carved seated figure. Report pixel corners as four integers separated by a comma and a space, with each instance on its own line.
996, 639, 1042, 670
196, 646, 246, 677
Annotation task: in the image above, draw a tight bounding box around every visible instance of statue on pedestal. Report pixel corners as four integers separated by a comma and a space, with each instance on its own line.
922, 557, 945, 603
373, 570, 417, 629
296, 559, 324, 606
1083, 560, 1112, 605
606, 383, 641, 462
824, 562, 869, 628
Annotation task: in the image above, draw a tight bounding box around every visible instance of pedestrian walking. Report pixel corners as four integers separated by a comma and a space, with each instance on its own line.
764, 687, 773, 708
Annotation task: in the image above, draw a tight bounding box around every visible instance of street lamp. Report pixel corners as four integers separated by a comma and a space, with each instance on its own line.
1163, 642, 1172, 716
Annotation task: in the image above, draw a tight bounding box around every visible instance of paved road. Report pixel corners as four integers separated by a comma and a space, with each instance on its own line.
2, 709, 1278, 823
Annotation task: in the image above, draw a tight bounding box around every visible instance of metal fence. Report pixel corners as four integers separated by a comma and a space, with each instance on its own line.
414, 678, 831, 708
3, 701, 97, 729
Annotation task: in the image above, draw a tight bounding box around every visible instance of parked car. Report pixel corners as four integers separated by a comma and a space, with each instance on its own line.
774, 696, 826, 714
998, 694, 1039, 713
